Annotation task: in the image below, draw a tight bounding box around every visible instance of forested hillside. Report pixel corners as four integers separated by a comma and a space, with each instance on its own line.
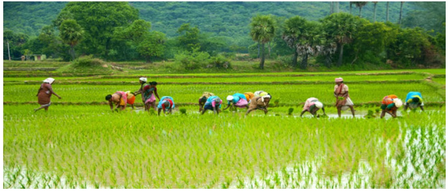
3, 1, 445, 70
4, 1, 420, 38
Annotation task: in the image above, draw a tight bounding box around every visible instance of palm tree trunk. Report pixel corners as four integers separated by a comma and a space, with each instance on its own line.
373, 3, 377, 22
7, 40, 11, 61
329, 2, 332, 14
335, 2, 339, 13
260, 43, 265, 69
359, 7, 362, 18
257, 42, 260, 58
301, 53, 308, 69
70, 45, 76, 61
399, 2, 404, 25
386, 2, 389, 22
292, 50, 298, 68
268, 42, 271, 59
350, 2, 352, 15
337, 43, 344, 67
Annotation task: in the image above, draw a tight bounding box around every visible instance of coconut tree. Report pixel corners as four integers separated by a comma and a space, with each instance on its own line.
373, 1, 378, 22
59, 19, 84, 60
350, 2, 353, 14
321, 13, 359, 67
250, 15, 275, 69
283, 16, 320, 69
399, 1, 405, 25
354, 2, 368, 18
386, 2, 390, 22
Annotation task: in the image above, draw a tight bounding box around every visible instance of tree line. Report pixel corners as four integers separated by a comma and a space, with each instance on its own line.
3, 2, 445, 70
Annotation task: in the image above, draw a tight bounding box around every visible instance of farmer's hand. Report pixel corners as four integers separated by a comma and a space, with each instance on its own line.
58, 96, 62, 99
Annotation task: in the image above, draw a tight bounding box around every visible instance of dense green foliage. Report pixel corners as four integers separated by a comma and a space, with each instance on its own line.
3, 1, 445, 69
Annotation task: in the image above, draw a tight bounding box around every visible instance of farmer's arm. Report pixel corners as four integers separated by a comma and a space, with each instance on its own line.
322, 107, 326, 115
420, 105, 424, 111
300, 110, 307, 117
47, 85, 61, 99
109, 100, 114, 111
154, 89, 160, 100
158, 108, 162, 116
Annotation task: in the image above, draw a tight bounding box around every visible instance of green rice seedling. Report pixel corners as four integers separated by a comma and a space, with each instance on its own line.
180, 108, 187, 115
288, 108, 294, 115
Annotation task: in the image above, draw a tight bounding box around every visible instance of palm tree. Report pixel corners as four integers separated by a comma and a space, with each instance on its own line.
335, 2, 339, 13
250, 15, 275, 69
386, 2, 390, 22
373, 1, 378, 22
399, 1, 405, 25
59, 19, 84, 60
350, 2, 353, 15
354, 2, 368, 18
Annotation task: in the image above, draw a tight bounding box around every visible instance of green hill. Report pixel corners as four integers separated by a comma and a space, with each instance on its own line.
4, 1, 422, 39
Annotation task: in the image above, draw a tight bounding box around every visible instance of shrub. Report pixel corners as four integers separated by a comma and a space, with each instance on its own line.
72, 55, 104, 68
208, 54, 231, 69
174, 48, 210, 70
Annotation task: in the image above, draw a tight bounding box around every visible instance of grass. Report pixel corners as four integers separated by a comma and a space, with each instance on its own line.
3, 105, 446, 188
3, 63, 445, 189
3, 82, 444, 105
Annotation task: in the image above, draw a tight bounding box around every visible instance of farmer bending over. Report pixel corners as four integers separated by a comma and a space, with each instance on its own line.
158, 96, 175, 115
199, 92, 215, 112
245, 95, 271, 116
106, 91, 128, 112
380, 95, 403, 118
201, 96, 222, 115
403, 91, 424, 111
224, 93, 248, 111
300, 97, 325, 117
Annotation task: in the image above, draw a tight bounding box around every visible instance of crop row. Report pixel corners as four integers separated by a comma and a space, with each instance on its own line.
3, 83, 443, 104
3, 105, 445, 188
3, 75, 426, 84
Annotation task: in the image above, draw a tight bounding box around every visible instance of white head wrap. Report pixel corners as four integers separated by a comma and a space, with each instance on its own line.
254, 90, 264, 96
139, 77, 147, 82
393, 99, 403, 108
43, 78, 55, 84
226, 95, 234, 101
315, 101, 323, 109
261, 94, 271, 102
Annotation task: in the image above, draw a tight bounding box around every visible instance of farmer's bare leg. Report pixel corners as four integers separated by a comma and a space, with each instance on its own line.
380, 110, 386, 118
337, 106, 342, 118
349, 106, 355, 117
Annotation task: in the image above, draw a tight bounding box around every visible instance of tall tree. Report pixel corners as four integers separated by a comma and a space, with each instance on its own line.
350, 2, 353, 15
283, 17, 320, 69
55, 2, 139, 59
250, 15, 275, 69
137, 31, 166, 62
321, 13, 359, 67
373, 1, 378, 22
59, 19, 84, 60
4, 30, 14, 60
177, 23, 201, 52
386, 2, 390, 22
330, 2, 334, 14
335, 2, 339, 13
398, 1, 404, 25
354, 2, 368, 18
